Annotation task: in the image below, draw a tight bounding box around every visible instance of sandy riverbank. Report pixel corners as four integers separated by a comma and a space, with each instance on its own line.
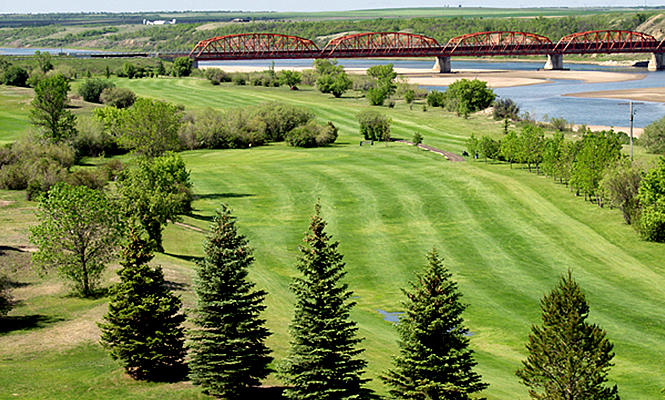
564, 87, 665, 104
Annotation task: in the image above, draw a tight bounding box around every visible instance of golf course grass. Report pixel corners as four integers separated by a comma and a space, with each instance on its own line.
1, 75, 664, 399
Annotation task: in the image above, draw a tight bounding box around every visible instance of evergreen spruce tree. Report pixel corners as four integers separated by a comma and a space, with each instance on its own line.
281, 202, 372, 400
516, 271, 619, 400
188, 204, 272, 398
98, 229, 186, 380
382, 248, 488, 400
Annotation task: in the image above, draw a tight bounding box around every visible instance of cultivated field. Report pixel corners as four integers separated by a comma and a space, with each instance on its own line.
1, 77, 664, 399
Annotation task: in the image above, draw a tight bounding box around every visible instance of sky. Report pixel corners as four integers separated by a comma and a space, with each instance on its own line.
0, 0, 654, 14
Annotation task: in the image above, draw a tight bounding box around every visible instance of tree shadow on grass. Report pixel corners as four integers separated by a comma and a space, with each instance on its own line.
163, 280, 188, 291
245, 386, 287, 399
188, 213, 213, 223
194, 193, 254, 201
0, 314, 64, 334
164, 253, 204, 264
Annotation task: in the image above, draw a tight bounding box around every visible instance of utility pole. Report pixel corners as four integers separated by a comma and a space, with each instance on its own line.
619, 101, 643, 162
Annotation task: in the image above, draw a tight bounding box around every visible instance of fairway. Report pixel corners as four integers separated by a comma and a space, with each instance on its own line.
1, 76, 664, 399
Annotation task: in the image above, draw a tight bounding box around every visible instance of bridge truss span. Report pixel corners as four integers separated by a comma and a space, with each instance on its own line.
444, 31, 554, 56
189, 33, 320, 60
322, 32, 441, 58
555, 30, 662, 54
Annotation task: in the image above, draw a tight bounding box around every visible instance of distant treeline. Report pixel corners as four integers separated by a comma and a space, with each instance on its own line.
1, 11, 657, 51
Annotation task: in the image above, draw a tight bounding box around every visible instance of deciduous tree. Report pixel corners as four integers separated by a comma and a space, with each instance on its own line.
116, 152, 193, 252
99, 229, 186, 380
516, 271, 619, 400
642, 115, 665, 154
357, 109, 391, 142
383, 248, 488, 400
280, 203, 372, 400
188, 204, 272, 398
117, 98, 183, 157
636, 157, 665, 242
600, 159, 642, 224
29, 183, 123, 297
30, 74, 77, 142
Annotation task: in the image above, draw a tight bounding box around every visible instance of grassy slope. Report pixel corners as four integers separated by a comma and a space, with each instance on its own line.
1, 77, 664, 399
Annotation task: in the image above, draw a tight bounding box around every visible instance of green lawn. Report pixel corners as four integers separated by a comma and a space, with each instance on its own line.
1, 77, 664, 399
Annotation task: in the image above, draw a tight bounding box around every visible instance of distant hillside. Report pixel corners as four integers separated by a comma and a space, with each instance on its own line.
637, 13, 665, 40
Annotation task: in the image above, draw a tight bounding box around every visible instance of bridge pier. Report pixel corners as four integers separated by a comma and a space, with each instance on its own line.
544, 54, 564, 70
648, 53, 664, 71
192, 59, 199, 69
432, 56, 451, 73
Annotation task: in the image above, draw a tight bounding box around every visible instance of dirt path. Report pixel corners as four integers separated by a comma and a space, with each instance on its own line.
392, 139, 466, 162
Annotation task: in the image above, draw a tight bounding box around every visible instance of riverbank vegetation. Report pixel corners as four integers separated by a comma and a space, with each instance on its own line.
0, 59, 664, 400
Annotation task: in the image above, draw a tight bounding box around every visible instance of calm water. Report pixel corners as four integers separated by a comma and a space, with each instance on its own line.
204, 58, 665, 128
3, 46, 663, 127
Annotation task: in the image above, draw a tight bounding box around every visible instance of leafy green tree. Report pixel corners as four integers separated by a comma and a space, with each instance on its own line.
517, 271, 619, 400
29, 183, 123, 297
188, 204, 272, 398
34, 50, 54, 73
478, 135, 500, 162
541, 132, 565, 179
78, 78, 115, 103
357, 109, 391, 142
122, 62, 137, 79
500, 130, 519, 168
642, 115, 665, 154
467, 133, 479, 159
366, 64, 397, 105
279, 69, 302, 88
493, 97, 520, 120
172, 57, 193, 77
412, 132, 423, 149
280, 203, 372, 400
519, 125, 545, 173
636, 157, 665, 242
156, 60, 166, 76
314, 59, 353, 98
571, 130, 622, 202
600, 159, 643, 224
116, 152, 193, 253
30, 74, 77, 143
383, 248, 488, 400
2, 66, 29, 87
117, 98, 183, 157
446, 79, 495, 118
99, 228, 186, 380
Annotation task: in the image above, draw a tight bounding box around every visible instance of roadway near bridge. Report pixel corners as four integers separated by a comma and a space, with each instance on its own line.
185, 30, 665, 72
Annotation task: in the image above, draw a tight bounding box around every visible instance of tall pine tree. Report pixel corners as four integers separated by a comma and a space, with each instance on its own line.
98, 229, 186, 380
188, 204, 272, 398
280, 202, 372, 400
382, 248, 488, 400
516, 271, 619, 400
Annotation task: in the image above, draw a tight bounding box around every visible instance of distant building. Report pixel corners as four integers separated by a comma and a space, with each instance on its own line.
143, 18, 177, 25
232, 18, 251, 23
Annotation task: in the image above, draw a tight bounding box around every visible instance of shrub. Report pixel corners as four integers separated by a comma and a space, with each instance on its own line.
642, 115, 665, 154
231, 72, 247, 85
427, 90, 446, 107
286, 121, 338, 147
204, 68, 229, 85
357, 109, 391, 141
72, 116, 120, 158
493, 97, 520, 120
549, 117, 572, 132
366, 87, 388, 106
446, 79, 495, 117
100, 87, 136, 109
256, 102, 315, 142
78, 78, 115, 103
2, 66, 29, 87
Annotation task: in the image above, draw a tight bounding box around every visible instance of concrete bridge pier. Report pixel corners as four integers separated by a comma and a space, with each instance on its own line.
544, 54, 564, 70
432, 56, 451, 73
648, 53, 664, 71
192, 59, 199, 69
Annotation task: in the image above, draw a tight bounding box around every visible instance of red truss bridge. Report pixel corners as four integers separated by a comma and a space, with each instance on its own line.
188, 30, 665, 71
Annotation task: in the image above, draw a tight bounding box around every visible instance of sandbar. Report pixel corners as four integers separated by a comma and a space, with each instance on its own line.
564, 87, 665, 104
